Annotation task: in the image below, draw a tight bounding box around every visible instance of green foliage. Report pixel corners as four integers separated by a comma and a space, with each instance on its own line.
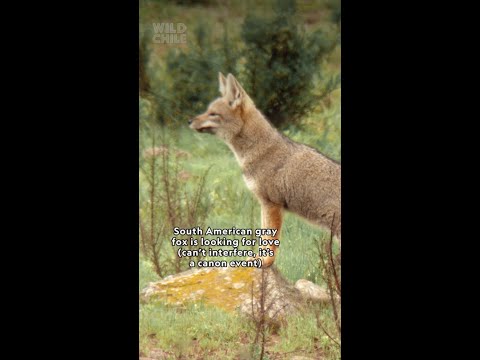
163, 22, 238, 121
139, 31, 151, 95
143, 0, 215, 5
169, 0, 215, 5
240, 0, 338, 127
325, 0, 341, 24
142, 0, 340, 129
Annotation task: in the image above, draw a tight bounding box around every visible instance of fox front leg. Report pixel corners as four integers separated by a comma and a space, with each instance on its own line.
257, 203, 283, 268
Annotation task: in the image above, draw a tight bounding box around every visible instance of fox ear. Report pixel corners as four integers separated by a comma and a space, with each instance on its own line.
218, 72, 227, 96
225, 73, 244, 109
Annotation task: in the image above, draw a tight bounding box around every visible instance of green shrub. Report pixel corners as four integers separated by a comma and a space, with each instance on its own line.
240, 0, 337, 127
164, 22, 238, 121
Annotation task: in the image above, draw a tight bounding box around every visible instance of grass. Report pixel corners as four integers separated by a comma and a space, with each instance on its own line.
274, 308, 340, 359
139, 300, 340, 359
140, 302, 254, 359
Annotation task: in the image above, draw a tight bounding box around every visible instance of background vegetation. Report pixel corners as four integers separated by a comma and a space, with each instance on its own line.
140, 0, 341, 358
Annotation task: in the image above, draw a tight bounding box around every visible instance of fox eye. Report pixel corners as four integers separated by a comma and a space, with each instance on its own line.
208, 113, 218, 117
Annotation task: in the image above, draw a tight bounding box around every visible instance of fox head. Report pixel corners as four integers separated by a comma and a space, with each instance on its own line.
189, 73, 254, 142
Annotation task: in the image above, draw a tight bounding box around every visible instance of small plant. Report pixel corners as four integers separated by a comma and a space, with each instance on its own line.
139, 123, 210, 276
315, 215, 341, 350
247, 269, 287, 360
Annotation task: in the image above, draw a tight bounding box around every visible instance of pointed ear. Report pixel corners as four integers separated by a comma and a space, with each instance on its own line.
218, 72, 227, 96
225, 73, 244, 109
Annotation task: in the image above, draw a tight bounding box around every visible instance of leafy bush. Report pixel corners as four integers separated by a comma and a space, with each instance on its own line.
141, 0, 339, 128
163, 22, 238, 121
240, 0, 338, 127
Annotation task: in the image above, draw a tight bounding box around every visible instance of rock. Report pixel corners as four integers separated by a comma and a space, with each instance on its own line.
295, 279, 331, 303
141, 348, 172, 360
140, 267, 337, 328
141, 266, 306, 326
238, 267, 305, 326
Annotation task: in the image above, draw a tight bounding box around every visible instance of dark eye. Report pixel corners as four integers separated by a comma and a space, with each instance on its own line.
208, 113, 218, 117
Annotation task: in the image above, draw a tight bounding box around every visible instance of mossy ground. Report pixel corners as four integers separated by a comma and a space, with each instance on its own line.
145, 267, 256, 311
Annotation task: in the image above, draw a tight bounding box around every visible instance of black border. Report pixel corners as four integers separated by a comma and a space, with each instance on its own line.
21, 2, 141, 358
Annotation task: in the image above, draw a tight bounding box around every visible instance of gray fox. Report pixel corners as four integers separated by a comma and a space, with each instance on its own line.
189, 73, 340, 267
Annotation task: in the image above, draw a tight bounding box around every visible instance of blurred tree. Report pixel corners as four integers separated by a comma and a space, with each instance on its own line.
163, 21, 238, 121
241, 0, 338, 127
325, 0, 341, 24
221, 22, 237, 75
139, 34, 151, 97
170, 0, 214, 5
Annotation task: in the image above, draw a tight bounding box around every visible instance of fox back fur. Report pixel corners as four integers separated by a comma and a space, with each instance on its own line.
189, 73, 340, 267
